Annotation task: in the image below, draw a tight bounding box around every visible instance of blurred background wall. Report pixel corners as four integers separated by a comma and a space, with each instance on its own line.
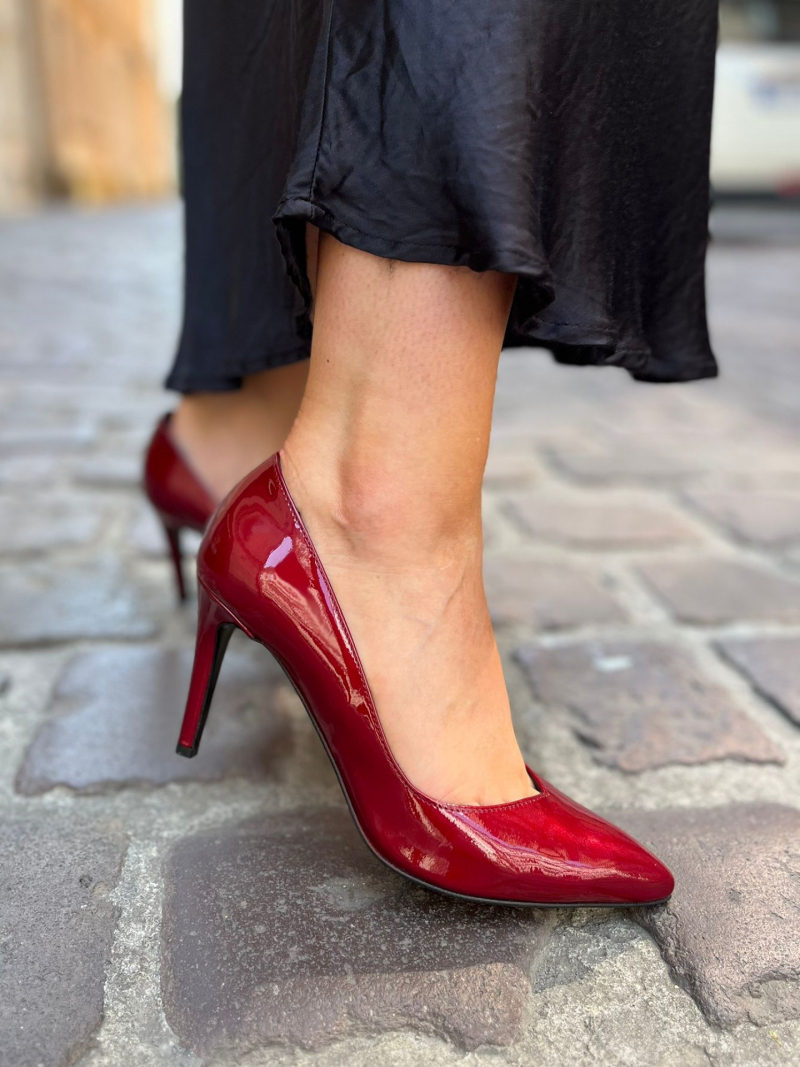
0, 0, 798, 213
0, 0, 180, 210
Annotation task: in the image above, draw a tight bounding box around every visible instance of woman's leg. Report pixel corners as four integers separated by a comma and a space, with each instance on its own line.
281, 233, 535, 806
170, 226, 320, 501
171, 360, 309, 501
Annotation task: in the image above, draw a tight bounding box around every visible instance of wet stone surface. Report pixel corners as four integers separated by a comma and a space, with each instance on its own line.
484, 555, 626, 629
638, 558, 800, 625
516, 641, 783, 772
16, 641, 294, 793
0, 814, 127, 1067
161, 808, 554, 1055
614, 805, 800, 1028
717, 636, 800, 728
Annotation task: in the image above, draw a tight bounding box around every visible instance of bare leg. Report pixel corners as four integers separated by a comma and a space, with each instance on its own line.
170, 225, 320, 500
305, 224, 320, 316
171, 360, 309, 501
281, 233, 535, 806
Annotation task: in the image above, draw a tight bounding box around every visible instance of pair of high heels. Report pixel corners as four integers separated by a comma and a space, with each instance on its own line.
143, 416, 674, 907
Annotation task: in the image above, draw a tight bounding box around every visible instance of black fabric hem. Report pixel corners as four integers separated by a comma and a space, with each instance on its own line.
274, 198, 718, 386
165, 343, 310, 395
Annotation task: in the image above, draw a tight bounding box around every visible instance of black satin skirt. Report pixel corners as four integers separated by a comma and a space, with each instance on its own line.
167, 0, 719, 393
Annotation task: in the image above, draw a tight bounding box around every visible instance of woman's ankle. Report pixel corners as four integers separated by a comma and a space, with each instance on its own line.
280, 436, 483, 564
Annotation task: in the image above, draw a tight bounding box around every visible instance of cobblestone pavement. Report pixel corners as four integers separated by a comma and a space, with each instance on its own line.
1, 203, 799, 1067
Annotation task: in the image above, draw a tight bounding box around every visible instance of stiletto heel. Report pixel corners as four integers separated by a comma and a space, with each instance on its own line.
177, 583, 244, 757
142, 414, 217, 603
176, 453, 674, 907
160, 519, 187, 602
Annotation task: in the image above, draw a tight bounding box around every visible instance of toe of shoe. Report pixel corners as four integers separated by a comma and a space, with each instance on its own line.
601, 834, 675, 905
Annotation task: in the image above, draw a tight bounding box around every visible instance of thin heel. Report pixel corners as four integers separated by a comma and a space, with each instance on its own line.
159, 515, 186, 602
176, 584, 240, 757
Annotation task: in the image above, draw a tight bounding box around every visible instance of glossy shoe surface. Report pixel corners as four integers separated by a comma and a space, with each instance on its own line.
178, 454, 674, 907
143, 413, 217, 600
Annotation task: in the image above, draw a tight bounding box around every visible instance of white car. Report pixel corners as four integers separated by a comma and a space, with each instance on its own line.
712, 43, 800, 194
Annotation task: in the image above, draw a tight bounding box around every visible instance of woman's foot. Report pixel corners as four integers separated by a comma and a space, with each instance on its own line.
280, 447, 536, 807
170, 361, 309, 501
273, 234, 533, 807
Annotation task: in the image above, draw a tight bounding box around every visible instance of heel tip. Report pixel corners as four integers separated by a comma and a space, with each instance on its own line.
176, 743, 197, 758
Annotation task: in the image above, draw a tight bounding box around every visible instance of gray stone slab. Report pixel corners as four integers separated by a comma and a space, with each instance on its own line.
74, 452, 143, 489
129, 502, 201, 559
613, 805, 800, 1028
543, 436, 704, 485
484, 556, 626, 630
0, 452, 61, 487
0, 496, 103, 554
0, 556, 161, 645
0, 421, 98, 455
161, 808, 552, 1056
506, 494, 696, 549
545, 432, 800, 486
638, 558, 800, 625
17, 644, 294, 793
516, 641, 783, 772
684, 490, 800, 548
717, 636, 800, 727
532, 914, 642, 993
483, 447, 541, 488
0, 814, 127, 1067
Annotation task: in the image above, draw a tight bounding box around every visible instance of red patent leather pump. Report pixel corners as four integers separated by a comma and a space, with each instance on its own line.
143, 414, 216, 601
177, 454, 674, 907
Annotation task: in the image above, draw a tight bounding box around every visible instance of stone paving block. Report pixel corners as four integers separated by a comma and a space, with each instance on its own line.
0, 421, 98, 455
162, 808, 553, 1055
130, 502, 202, 559
74, 451, 143, 489
532, 914, 642, 993
484, 556, 626, 629
543, 436, 703, 484
0, 496, 103, 554
0, 556, 161, 645
613, 804, 800, 1028
484, 448, 541, 488
545, 432, 800, 486
506, 494, 696, 550
0, 452, 61, 487
516, 641, 783, 772
638, 558, 800, 624
0, 814, 127, 1067
717, 636, 800, 727
684, 490, 800, 548
17, 644, 294, 793
130, 502, 167, 557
